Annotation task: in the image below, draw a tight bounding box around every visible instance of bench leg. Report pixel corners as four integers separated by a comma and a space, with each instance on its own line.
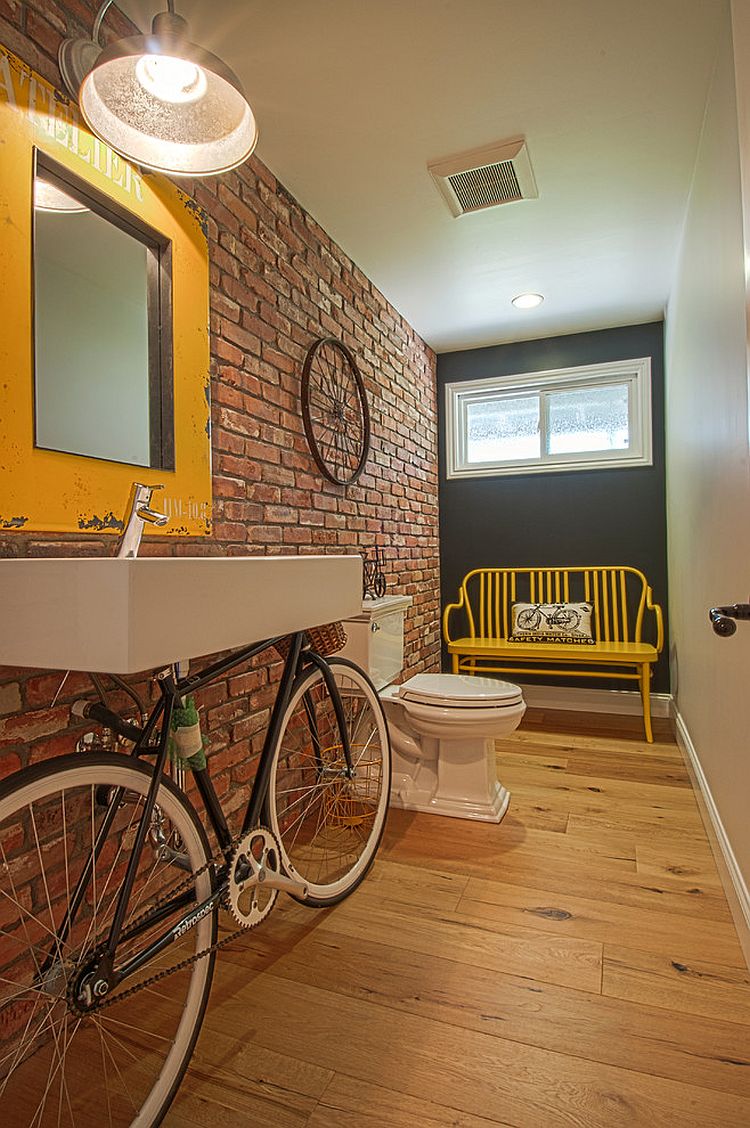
639, 664, 654, 744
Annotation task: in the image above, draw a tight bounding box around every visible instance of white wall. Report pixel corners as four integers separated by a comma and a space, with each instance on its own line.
665, 2, 750, 922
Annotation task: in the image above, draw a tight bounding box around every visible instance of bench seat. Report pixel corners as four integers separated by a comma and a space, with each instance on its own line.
448, 639, 659, 664
443, 567, 664, 742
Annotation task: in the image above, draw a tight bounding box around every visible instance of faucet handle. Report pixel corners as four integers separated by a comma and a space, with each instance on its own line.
128, 481, 164, 506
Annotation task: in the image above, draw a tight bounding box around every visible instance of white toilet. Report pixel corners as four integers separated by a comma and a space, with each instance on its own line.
340, 596, 526, 823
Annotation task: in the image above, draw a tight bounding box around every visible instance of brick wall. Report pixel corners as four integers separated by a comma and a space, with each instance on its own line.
0, 2, 440, 814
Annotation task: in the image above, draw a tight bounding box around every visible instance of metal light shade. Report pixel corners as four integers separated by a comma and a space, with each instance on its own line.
77, 12, 258, 177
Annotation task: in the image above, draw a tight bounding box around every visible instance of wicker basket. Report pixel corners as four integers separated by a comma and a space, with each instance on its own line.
274, 620, 347, 660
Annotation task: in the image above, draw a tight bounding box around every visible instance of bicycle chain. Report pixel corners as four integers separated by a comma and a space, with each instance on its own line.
68, 832, 258, 1016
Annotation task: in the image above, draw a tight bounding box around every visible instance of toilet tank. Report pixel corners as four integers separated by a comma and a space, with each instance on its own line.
339, 595, 413, 690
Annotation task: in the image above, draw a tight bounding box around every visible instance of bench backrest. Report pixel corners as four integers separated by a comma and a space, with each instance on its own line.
453, 566, 654, 644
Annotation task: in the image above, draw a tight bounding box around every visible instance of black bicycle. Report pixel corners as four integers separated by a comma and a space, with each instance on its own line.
515, 604, 582, 633
0, 629, 390, 1126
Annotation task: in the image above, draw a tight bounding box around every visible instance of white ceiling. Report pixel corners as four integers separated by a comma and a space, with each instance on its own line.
123, 0, 725, 353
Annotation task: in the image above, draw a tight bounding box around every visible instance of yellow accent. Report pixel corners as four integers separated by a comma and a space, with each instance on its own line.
0, 44, 211, 536
443, 566, 664, 743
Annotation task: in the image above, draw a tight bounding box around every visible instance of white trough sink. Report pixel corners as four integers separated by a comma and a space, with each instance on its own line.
0, 555, 362, 674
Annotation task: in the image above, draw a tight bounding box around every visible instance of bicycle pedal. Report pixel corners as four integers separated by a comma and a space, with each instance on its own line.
253, 869, 308, 898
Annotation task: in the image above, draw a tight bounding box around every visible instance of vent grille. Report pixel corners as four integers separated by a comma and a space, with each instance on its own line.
428, 137, 538, 218
447, 161, 522, 211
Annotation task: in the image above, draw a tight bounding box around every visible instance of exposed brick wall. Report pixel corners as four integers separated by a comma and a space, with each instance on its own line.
0, 2, 440, 813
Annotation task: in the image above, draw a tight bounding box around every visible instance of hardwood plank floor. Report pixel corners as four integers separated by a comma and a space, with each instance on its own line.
168, 710, 750, 1127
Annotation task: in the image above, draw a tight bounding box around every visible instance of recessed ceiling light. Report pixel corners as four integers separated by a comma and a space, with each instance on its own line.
512, 292, 544, 310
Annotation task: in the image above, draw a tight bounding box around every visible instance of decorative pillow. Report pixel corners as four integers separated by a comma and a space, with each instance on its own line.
510, 602, 595, 644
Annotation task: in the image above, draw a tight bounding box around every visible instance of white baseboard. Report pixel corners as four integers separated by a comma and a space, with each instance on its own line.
516, 683, 672, 718
672, 706, 750, 967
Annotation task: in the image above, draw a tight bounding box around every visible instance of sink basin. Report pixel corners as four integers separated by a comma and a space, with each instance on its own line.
0, 556, 362, 673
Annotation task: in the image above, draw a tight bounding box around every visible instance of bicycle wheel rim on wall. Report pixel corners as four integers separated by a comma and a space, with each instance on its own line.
301, 336, 371, 486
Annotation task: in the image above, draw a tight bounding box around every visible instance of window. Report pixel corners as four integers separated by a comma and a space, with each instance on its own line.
446, 357, 652, 478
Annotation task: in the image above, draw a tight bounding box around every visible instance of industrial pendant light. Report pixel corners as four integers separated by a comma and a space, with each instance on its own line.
59, 1, 258, 177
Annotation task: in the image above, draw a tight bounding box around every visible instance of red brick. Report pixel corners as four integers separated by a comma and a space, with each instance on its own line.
23, 670, 92, 709
0, 705, 70, 748
0, 751, 21, 779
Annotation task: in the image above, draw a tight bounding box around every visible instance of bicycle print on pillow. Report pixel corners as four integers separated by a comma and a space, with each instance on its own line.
510, 601, 595, 644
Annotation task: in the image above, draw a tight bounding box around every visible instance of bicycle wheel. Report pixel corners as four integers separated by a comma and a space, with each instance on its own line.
265, 657, 391, 906
553, 608, 580, 630
516, 607, 542, 631
0, 752, 216, 1127
301, 336, 371, 486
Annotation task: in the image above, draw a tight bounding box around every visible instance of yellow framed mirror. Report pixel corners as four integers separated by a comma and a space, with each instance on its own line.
0, 43, 211, 536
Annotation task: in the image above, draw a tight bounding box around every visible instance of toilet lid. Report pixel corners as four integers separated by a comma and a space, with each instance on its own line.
398, 673, 523, 708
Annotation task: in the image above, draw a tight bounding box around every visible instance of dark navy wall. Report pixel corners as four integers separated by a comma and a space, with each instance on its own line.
437, 321, 669, 693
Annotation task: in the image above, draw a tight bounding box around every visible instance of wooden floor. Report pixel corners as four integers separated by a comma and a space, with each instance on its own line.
168, 710, 750, 1127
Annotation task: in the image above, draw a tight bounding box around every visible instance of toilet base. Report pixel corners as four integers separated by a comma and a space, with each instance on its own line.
381, 688, 523, 826
389, 776, 511, 824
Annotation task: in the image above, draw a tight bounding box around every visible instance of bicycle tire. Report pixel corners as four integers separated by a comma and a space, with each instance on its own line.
553, 608, 580, 630
264, 656, 391, 907
516, 607, 542, 632
0, 751, 216, 1128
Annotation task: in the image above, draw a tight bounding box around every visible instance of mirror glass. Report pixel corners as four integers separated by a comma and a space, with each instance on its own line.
33, 154, 173, 468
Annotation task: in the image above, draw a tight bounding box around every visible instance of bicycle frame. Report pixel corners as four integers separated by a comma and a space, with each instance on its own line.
47, 629, 356, 993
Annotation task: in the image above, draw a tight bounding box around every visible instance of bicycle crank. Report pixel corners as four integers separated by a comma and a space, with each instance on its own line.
228, 826, 308, 928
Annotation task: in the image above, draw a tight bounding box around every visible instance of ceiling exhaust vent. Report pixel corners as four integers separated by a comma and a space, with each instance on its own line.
428, 137, 538, 218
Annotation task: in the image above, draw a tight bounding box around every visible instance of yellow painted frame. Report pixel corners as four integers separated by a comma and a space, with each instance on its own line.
0, 43, 211, 536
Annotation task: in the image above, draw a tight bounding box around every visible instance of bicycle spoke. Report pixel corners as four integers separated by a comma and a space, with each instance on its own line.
84, 795, 143, 950
49, 1008, 75, 1128
29, 806, 67, 972
96, 1020, 115, 1128
0, 756, 215, 1126
0, 888, 70, 959
93, 1016, 143, 1121
95, 1008, 176, 1049
0, 992, 50, 1088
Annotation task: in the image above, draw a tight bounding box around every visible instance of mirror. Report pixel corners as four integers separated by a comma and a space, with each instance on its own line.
33, 151, 174, 469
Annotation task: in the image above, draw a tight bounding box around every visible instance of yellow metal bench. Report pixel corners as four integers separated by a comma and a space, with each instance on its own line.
443, 567, 664, 742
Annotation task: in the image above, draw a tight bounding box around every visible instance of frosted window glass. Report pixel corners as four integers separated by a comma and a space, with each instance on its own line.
546, 383, 629, 455
466, 395, 540, 462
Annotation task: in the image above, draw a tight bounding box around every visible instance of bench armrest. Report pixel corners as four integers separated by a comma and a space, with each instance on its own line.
443, 590, 467, 644
647, 587, 664, 653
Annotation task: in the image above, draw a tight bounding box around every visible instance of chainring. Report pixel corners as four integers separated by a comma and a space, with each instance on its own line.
227, 827, 282, 929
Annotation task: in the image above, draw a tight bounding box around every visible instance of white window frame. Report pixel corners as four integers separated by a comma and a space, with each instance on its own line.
445, 357, 652, 479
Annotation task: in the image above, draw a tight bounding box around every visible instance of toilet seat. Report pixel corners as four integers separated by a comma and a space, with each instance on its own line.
398, 673, 523, 709
397, 697, 526, 730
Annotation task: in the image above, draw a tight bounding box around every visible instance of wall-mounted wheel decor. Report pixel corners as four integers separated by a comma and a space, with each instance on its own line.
301, 336, 371, 486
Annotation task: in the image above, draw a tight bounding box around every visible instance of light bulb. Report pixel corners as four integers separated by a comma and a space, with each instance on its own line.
34, 178, 88, 213
135, 54, 207, 104
512, 292, 544, 310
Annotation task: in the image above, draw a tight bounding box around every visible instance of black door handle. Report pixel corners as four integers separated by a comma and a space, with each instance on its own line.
709, 603, 750, 636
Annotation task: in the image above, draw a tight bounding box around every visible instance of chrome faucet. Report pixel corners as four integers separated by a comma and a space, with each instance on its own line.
117, 482, 169, 558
